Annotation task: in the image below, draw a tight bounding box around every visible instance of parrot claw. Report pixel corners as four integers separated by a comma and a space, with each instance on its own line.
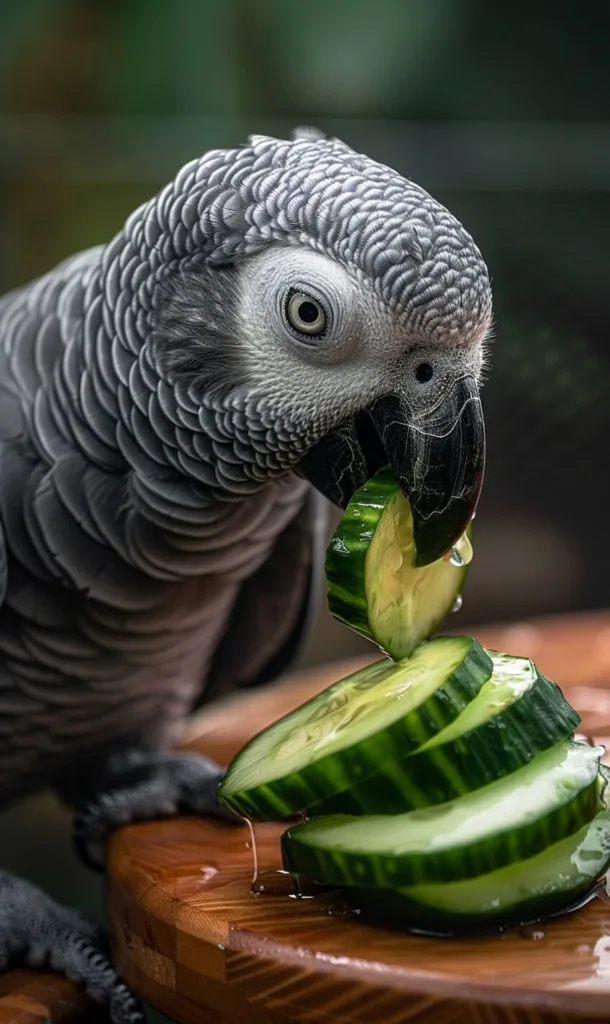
73, 751, 237, 872
0, 870, 144, 1024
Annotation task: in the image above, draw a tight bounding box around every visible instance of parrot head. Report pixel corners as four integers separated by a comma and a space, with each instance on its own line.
153, 129, 492, 565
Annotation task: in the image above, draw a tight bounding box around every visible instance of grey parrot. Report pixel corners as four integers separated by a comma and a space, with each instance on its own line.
0, 128, 491, 1020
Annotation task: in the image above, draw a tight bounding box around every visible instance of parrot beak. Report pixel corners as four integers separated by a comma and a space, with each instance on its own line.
367, 375, 485, 566
298, 375, 485, 567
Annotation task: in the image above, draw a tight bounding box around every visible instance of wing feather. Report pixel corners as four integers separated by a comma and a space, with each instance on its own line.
203, 486, 329, 700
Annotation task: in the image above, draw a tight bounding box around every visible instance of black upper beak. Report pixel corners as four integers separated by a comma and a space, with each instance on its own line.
298, 375, 485, 568
368, 376, 485, 566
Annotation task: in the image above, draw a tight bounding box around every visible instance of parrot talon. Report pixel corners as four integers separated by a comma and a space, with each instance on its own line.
0, 870, 144, 1024
73, 751, 237, 872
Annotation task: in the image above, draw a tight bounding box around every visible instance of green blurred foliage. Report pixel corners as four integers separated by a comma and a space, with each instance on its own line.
2, 0, 609, 120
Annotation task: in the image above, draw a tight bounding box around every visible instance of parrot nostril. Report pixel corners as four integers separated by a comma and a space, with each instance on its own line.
415, 362, 434, 384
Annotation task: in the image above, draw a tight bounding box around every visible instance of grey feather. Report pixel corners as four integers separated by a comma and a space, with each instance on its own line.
0, 524, 6, 609
204, 485, 329, 700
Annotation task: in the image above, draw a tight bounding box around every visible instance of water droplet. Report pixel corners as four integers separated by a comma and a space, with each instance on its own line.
289, 875, 335, 900
242, 818, 258, 887
451, 594, 463, 613
449, 548, 465, 567
251, 870, 295, 898
200, 866, 218, 882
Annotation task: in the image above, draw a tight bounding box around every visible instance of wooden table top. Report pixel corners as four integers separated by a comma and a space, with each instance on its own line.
0, 970, 107, 1024
104, 609, 610, 1024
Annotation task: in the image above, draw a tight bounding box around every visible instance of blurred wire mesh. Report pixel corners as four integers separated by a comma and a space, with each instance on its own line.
1, 0, 610, 960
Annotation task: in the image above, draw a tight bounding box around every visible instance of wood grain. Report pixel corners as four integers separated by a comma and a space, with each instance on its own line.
107, 609, 610, 1024
0, 970, 108, 1024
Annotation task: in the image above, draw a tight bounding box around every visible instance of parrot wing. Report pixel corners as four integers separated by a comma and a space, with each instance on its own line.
202, 486, 329, 702
0, 340, 24, 611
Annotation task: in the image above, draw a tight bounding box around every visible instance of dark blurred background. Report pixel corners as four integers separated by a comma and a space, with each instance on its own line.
1, 0, 610, 1008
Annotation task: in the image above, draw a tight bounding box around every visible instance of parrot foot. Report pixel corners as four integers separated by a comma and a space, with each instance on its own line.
0, 870, 144, 1024
73, 751, 236, 871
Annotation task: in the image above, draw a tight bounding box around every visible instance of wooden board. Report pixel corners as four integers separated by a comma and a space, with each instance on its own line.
0, 970, 107, 1024
107, 610, 610, 1024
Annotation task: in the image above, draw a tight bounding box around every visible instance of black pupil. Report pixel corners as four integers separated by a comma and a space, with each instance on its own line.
415, 362, 434, 383
298, 301, 320, 325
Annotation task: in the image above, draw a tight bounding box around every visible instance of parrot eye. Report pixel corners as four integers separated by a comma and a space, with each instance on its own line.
285, 291, 327, 337
415, 362, 434, 383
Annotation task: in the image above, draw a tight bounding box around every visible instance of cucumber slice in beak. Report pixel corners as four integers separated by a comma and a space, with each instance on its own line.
299, 375, 485, 568
326, 466, 472, 660
368, 375, 485, 566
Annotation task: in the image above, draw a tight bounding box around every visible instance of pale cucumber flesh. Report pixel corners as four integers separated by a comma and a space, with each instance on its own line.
281, 741, 603, 886
311, 652, 580, 815
349, 806, 610, 934
218, 636, 492, 820
420, 651, 538, 750
325, 467, 471, 660
364, 484, 472, 659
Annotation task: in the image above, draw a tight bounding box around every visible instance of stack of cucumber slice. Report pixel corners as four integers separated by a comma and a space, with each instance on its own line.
218, 469, 610, 935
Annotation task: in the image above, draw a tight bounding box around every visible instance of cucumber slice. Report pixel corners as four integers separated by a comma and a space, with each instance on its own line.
325, 467, 472, 660
281, 741, 603, 887
217, 636, 492, 821
349, 806, 610, 935
311, 652, 580, 815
